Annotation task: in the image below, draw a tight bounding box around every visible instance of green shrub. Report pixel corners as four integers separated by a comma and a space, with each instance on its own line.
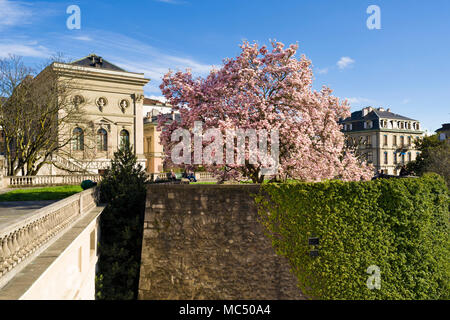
254, 173, 449, 300
95, 144, 147, 300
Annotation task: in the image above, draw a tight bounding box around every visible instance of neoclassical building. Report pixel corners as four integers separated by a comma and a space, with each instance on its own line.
340, 106, 424, 175
39, 54, 150, 175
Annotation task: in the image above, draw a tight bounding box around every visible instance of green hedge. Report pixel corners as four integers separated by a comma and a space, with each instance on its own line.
255, 173, 449, 300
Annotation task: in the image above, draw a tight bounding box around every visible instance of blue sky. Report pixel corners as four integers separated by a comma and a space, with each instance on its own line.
0, 0, 449, 133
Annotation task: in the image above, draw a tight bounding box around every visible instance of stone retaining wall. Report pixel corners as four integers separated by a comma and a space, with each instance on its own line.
138, 184, 304, 300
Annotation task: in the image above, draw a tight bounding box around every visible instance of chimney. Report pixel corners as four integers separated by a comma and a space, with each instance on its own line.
362, 106, 373, 116
386, 108, 391, 112
378, 107, 385, 112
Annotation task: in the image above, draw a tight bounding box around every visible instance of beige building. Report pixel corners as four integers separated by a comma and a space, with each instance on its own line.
340, 106, 424, 175
34, 54, 149, 175
143, 98, 177, 173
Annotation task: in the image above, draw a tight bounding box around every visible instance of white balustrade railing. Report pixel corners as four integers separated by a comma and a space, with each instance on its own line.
4, 175, 102, 188
0, 188, 98, 288
148, 172, 217, 182
195, 172, 216, 181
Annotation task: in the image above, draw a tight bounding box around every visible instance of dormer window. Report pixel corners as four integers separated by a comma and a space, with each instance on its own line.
364, 121, 373, 129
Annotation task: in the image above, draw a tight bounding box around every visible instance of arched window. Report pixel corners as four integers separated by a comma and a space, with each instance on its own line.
119, 129, 129, 149
97, 128, 107, 152
72, 127, 84, 151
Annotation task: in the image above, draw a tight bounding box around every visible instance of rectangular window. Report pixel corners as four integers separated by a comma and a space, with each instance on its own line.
408, 152, 411, 162
393, 135, 397, 146
402, 154, 405, 164
393, 152, 397, 164
383, 135, 388, 146
384, 152, 388, 165
400, 136, 404, 147
367, 152, 373, 163
408, 136, 412, 146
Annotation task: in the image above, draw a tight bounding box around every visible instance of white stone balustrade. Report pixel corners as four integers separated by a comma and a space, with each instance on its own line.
0, 188, 98, 289
148, 172, 218, 182
3, 175, 102, 188
194, 172, 216, 181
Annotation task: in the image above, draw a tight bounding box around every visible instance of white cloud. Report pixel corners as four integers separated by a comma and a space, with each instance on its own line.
73, 36, 93, 42
79, 31, 216, 94
317, 67, 328, 75
337, 56, 355, 70
0, 0, 33, 29
345, 97, 373, 105
0, 43, 51, 58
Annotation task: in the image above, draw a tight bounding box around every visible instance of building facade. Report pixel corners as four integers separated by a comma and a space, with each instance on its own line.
4, 54, 150, 176
143, 98, 178, 174
436, 123, 450, 141
340, 106, 424, 175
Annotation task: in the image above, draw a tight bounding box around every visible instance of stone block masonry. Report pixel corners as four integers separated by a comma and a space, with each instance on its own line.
138, 184, 305, 300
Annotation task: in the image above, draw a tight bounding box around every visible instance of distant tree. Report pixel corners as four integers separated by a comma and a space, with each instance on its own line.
96, 143, 147, 300
407, 135, 449, 186
159, 41, 372, 183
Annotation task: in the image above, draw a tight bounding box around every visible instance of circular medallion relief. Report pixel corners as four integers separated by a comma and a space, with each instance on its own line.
119, 99, 130, 113
96, 97, 108, 112
72, 95, 85, 107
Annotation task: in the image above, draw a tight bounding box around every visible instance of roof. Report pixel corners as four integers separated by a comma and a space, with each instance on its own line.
436, 123, 450, 132
341, 107, 417, 122
69, 54, 126, 72
143, 98, 167, 106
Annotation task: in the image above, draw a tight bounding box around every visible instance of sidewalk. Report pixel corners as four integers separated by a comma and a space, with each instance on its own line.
0, 200, 58, 230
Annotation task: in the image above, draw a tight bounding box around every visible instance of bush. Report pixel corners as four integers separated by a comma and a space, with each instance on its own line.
255, 173, 449, 300
95, 144, 148, 300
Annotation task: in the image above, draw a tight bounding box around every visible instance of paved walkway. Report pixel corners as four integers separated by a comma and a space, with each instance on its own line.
0, 200, 58, 230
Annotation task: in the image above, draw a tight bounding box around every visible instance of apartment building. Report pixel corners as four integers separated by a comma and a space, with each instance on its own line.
340, 106, 424, 175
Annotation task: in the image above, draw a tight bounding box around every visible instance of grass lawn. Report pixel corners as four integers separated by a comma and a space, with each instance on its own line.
0, 185, 83, 202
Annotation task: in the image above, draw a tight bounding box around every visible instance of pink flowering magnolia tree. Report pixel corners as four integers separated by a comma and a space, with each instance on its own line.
158, 41, 373, 183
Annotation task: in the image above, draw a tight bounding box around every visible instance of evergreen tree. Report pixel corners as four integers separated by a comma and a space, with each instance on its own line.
96, 143, 148, 300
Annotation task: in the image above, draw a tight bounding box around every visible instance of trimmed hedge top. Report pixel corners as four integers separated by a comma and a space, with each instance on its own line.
255, 173, 449, 300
